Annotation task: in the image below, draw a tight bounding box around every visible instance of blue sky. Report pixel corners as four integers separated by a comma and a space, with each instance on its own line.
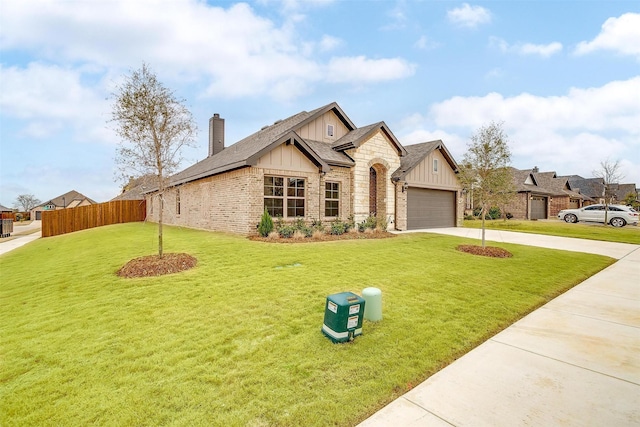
1, 0, 639, 206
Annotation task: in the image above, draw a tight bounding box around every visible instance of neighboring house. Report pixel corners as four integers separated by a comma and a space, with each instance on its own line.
503, 167, 586, 220
563, 175, 605, 205
146, 102, 462, 234
31, 190, 97, 220
0, 203, 14, 220
610, 183, 638, 204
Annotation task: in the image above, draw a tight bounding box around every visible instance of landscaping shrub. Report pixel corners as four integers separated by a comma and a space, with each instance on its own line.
488, 207, 501, 220
505, 212, 513, 219
330, 218, 348, 235
278, 224, 296, 238
358, 215, 377, 232
258, 209, 274, 237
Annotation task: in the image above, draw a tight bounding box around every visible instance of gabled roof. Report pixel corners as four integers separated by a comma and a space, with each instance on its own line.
0, 203, 13, 212
37, 190, 97, 209
111, 175, 156, 201
563, 175, 605, 199
391, 140, 458, 181
167, 102, 354, 187
510, 168, 555, 196
332, 122, 407, 157
511, 169, 587, 199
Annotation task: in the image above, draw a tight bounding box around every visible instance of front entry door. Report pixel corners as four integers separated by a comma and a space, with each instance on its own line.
369, 167, 377, 216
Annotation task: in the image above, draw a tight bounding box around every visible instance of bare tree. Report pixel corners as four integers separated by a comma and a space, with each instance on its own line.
458, 121, 515, 247
110, 63, 197, 257
593, 158, 624, 226
14, 194, 41, 212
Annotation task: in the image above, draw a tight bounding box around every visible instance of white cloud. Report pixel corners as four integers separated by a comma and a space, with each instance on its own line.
490, 37, 562, 58
0, 1, 413, 102
326, 56, 416, 84
319, 35, 342, 52
398, 77, 640, 184
574, 12, 640, 59
447, 3, 491, 29
414, 35, 440, 51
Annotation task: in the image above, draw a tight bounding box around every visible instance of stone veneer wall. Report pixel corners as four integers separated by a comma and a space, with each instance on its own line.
345, 131, 401, 225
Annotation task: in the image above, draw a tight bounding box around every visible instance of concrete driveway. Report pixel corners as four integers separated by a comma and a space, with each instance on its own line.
0, 220, 42, 256
360, 228, 640, 426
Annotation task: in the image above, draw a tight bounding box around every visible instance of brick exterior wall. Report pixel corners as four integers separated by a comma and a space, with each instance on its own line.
504, 193, 530, 219
147, 165, 355, 235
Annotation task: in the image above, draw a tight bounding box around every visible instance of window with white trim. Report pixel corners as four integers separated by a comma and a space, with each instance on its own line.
327, 124, 334, 138
325, 182, 340, 217
176, 188, 181, 215
433, 158, 439, 173
264, 176, 305, 218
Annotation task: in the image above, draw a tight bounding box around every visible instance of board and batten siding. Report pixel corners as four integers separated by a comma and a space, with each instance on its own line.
295, 111, 350, 143
256, 142, 318, 173
405, 149, 460, 190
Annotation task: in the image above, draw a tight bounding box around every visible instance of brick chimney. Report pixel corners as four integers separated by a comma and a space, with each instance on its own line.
209, 113, 224, 157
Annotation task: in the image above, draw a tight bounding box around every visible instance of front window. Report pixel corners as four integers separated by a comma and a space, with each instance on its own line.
176, 189, 181, 215
433, 159, 439, 173
264, 176, 305, 218
325, 182, 340, 217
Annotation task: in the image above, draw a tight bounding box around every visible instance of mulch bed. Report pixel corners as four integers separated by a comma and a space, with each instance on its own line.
117, 253, 197, 278
456, 244, 513, 258
248, 231, 396, 243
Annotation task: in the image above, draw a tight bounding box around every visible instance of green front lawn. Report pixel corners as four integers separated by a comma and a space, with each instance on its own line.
0, 223, 614, 426
464, 219, 640, 244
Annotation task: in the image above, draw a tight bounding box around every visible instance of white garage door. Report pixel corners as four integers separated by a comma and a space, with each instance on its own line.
407, 188, 456, 229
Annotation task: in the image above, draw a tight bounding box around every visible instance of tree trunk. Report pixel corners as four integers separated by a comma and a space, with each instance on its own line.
481, 204, 486, 248
158, 193, 164, 257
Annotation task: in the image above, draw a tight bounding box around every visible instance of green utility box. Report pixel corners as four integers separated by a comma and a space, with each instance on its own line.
321, 292, 365, 343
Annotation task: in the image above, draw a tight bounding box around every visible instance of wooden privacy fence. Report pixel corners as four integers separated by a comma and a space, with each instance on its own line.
42, 199, 146, 238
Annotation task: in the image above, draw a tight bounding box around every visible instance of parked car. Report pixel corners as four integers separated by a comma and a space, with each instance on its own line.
558, 204, 639, 227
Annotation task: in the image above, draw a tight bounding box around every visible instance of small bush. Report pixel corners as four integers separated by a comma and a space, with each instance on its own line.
464, 214, 475, 220
310, 219, 324, 232
505, 212, 513, 219
358, 215, 377, 232
488, 207, 501, 220
278, 225, 296, 238
258, 209, 274, 237
330, 218, 348, 235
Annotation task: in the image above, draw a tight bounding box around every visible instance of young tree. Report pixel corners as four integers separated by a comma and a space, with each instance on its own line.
110, 63, 197, 257
14, 194, 41, 212
458, 121, 514, 247
593, 158, 624, 226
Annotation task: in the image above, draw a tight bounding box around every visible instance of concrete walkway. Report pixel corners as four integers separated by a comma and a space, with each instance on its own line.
0, 220, 42, 256
360, 228, 640, 426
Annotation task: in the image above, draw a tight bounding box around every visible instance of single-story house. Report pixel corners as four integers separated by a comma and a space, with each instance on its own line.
146, 102, 463, 234
503, 167, 586, 220
31, 190, 97, 220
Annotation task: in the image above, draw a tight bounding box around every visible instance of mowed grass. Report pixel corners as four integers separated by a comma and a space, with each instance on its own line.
464, 218, 640, 244
0, 223, 614, 426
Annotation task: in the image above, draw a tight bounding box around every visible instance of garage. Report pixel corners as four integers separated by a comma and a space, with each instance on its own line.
407, 188, 456, 229
530, 196, 548, 219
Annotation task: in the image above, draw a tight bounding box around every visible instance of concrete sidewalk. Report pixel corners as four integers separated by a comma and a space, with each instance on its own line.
360, 228, 640, 426
0, 220, 42, 256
